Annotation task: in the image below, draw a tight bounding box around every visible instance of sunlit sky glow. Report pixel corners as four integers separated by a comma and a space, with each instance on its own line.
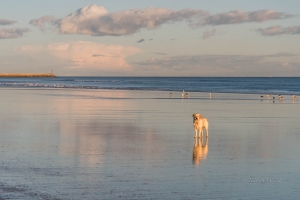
1, 0, 299, 76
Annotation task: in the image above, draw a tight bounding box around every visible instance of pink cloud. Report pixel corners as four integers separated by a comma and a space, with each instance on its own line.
0, 28, 30, 39
29, 15, 56, 32
257, 25, 300, 36
202, 29, 216, 39
16, 41, 141, 74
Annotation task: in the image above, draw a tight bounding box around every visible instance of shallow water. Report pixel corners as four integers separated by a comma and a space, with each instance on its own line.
0, 88, 299, 199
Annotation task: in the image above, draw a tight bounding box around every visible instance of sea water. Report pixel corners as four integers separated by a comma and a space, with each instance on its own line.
0, 77, 299, 95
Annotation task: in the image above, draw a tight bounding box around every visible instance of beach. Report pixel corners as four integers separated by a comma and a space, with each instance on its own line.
0, 88, 299, 199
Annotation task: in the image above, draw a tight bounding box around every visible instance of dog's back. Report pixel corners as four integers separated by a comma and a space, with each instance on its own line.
201, 118, 209, 129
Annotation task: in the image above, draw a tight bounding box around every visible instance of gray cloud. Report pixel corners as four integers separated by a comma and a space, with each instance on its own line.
31, 5, 294, 38
266, 52, 297, 57
91, 54, 119, 57
191, 10, 293, 27
131, 53, 299, 76
29, 15, 56, 32
257, 25, 300, 36
153, 52, 168, 55
0, 28, 30, 39
92, 54, 106, 57
137, 39, 145, 43
52, 4, 208, 36
202, 29, 216, 39
0, 19, 17, 26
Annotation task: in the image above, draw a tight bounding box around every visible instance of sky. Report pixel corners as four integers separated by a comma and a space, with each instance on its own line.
1, 0, 300, 76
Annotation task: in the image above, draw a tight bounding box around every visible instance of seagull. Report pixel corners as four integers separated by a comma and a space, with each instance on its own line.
182, 90, 185, 98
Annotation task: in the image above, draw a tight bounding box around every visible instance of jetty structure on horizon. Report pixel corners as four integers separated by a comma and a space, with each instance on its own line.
0, 72, 56, 78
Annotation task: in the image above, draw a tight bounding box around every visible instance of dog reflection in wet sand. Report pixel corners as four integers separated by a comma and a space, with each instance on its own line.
192, 113, 209, 138
193, 137, 208, 166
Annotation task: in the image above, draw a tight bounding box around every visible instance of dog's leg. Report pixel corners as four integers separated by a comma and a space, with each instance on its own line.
199, 128, 202, 138
206, 127, 208, 137
194, 129, 197, 138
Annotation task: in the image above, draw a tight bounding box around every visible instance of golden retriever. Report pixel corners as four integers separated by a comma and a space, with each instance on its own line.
192, 113, 209, 138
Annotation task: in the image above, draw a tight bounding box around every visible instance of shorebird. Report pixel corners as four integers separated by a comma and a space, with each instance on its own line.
267, 95, 271, 99
169, 92, 172, 97
209, 93, 213, 98
278, 95, 284, 102
182, 90, 189, 98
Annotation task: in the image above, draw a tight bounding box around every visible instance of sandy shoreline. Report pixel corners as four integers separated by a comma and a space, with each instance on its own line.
0, 88, 299, 199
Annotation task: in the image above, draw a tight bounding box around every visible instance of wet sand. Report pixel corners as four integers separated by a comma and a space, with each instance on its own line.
0, 88, 299, 199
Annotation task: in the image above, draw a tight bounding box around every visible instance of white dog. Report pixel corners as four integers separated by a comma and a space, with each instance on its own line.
192, 113, 209, 138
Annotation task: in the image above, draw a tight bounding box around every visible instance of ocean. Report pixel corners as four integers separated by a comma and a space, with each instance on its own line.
0, 77, 299, 95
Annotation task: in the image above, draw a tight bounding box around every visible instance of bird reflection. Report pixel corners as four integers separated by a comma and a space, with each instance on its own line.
293, 95, 297, 103
193, 137, 208, 166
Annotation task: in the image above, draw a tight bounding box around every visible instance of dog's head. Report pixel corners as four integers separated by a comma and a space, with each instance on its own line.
192, 113, 202, 121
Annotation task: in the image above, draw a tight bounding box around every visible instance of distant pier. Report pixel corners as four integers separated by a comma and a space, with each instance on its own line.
0, 73, 56, 78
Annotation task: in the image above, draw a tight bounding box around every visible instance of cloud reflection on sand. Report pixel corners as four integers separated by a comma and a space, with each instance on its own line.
48, 90, 168, 167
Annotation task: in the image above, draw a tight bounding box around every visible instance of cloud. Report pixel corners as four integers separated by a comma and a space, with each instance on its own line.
131, 53, 300, 76
190, 10, 293, 27
31, 5, 294, 39
0, 61, 11, 66
92, 54, 106, 57
51, 4, 208, 36
153, 52, 168, 55
257, 25, 300, 36
202, 29, 216, 39
29, 15, 56, 32
137, 39, 145, 43
266, 52, 297, 57
0, 19, 17, 26
15, 41, 141, 75
0, 28, 30, 39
